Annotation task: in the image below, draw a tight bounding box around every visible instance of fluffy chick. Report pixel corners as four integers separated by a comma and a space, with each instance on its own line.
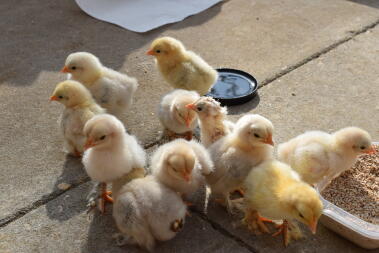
61, 52, 138, 116
82, 114, 146, 212
147, 37, 218, 95
278, 127, 374, 187
186, 96, 234, 147
50, 80, 105, 156
150, 138, 214, 196
113, 175, 186, 252
243, 160, 323, 246
158, 89, 200, 140
206, 114, 274, 213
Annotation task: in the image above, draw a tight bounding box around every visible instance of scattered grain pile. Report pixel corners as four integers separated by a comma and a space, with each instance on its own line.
322, 144, 379, 225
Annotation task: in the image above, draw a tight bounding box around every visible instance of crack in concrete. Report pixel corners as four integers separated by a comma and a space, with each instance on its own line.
0, 178, 90, 228
258, 17, 379, 89
0, 139, 159, 228
192, 209, 258, 253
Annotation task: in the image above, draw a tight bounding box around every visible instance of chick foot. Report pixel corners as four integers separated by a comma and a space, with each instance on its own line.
243, 209, 272, 234
170, 218, 184, 232
113, 233, 137, 247
98, 182, 113, 214
273, 220, 303, 246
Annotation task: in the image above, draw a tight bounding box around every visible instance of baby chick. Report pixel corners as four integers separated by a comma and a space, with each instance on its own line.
113, 175, 187, 252
278, 127, 374, 187
186, 96, 234, 147
82, 114, 146, 213
50, 80, 105, 157
147, 37, 218, 95
61, 52, 138, 116
243, 160, 323, 246
150, 138, 214, 196
206, 114, 274, 213
158, 89, 200, 140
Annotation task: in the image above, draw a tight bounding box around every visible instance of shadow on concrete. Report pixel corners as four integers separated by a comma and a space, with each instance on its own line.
347, 0, 379, 9
45, 155, 89, 221
81, 205, 143, 253
0, 0, 223, 86
204, 199, 367, 253
227, 93, 261, 115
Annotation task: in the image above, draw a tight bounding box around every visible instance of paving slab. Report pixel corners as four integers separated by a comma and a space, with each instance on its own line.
227, 25, 379, 143
205, 18, 379, 252
1, 0, 379, 247
0, 182, 252, 253
202, 202, 367, 253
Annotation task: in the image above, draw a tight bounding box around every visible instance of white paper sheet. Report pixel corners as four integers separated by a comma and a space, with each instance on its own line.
75, 0, 222, 33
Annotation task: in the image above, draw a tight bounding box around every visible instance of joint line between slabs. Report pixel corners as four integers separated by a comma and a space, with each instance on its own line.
258, 17, 379, 89
192, 209, 259, 253
0, 178, 90, 228
0, 141, 161, 228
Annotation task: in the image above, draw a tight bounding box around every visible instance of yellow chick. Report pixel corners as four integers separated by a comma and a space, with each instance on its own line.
206, 114, 274, 213
50, 80, 105, 157
243, 159, 323, 246
186, 96, 234, 147
278, 127, 374, 187
61, 52, 138, 117
150, 138, 214, 196
83, 114, 146, 213
158, 89, 199, 140
147, 37, 218, 95
113, 175, 187, 252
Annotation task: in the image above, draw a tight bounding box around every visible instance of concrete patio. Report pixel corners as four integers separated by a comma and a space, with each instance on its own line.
0, 0, 378, 252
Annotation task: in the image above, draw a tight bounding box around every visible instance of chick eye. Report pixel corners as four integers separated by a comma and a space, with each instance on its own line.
360, 146, 366, 150
99, 135, 106, 140
71, 66, 76, 70
299, 212, 304, 218
254, 133, 260, 138
197, 107, 203, 111
156, 50, 161, 53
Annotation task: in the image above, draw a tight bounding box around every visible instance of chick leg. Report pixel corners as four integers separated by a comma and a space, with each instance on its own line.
179, 193, 193, 207
178, 193, 193, 217
98, 182, 113, 214
243, 209, 271, 234
214, 193, 238, 214
73, 149, 82, 157
272, 220, 289, 246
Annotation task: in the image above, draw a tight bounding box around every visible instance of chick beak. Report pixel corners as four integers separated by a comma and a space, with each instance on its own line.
49, 95, 58, 101
84, 139, 95, 150
185, 117, 192, 128
60, 66, 70, 73
309, 217, 318, 235
185, 103, 196, 111
182, 172, 191, 182
146, 49, 155, 56
263, 135, 274, 146
363, 145, 376, 154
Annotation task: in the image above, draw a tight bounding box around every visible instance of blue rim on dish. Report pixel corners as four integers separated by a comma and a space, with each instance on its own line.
206, 68, 258, 106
